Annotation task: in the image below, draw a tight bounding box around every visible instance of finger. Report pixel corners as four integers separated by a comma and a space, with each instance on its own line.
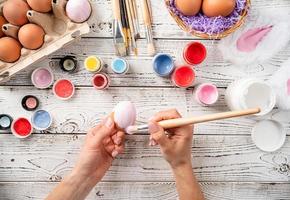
112, 131, 125, 145
148, 121, 170, 147
150, 109, 182, 122
91, 117, 116, 144
112, 144, 125, 158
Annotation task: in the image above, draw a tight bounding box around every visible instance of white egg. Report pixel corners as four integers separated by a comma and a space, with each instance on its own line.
113, 101, 136, 129
66, 0, 92, 23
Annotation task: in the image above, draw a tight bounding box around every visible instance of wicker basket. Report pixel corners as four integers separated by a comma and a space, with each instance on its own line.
165, 0, 251, 39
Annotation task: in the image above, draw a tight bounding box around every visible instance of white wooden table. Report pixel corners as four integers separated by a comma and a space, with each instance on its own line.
1, 0, 290, 199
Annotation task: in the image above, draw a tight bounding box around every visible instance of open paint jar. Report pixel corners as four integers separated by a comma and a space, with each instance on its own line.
183, 42, 207, 65
60, 56, 77, 73
195, 83, 219, 106
92, 73, 110, 90
11, 117, 33, 138
111, 58, 129, 74
31, 67, 54, 89
171, 65, 195, 88
53, 79, 75, 100
252, 120, 286, 152
31, 110, 52, 131
152, 54, 175, 77
84, 56, 103, 73
22, 95, 39, 111
225, 78, 276, 116
0, 114, 13, 131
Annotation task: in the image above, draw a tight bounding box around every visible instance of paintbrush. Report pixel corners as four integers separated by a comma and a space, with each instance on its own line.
112, 0, 127, 57
126, 108, 261, 134
141, 0, 156, 56
120, 0, 131, 53
131, 0, 140, 39
126, 0, 138, 56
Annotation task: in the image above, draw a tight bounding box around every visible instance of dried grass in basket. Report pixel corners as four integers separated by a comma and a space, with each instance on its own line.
165, 0, 251, 39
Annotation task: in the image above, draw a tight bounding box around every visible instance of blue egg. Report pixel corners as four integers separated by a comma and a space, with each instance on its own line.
112, 58, 128, 74
32, 110, 52, 130
153, 54, 174, 77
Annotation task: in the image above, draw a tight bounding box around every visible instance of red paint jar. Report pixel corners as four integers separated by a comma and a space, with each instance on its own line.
92, 73, 110, 90
171, 65, 195, 88
53, 79, 75, 100
11, 118, 33, 138
183, 42, 207, 65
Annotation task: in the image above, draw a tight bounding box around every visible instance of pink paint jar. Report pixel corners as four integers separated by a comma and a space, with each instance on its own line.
195, 83, 219, 106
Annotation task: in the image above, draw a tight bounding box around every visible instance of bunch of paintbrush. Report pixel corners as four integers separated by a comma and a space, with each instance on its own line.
112, 0, 155, 56
112, 0, 140, 56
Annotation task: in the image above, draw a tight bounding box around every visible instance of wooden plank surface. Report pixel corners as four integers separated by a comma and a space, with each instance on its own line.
1, 0, 290, 199
2, 38, 290, 88
1, 134, 290, 182
1, 182, 290, 200
0, 87, 289, 135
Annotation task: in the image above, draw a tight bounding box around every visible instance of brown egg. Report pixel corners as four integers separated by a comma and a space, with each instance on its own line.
27, 0, 52, 13
18, 24, 45, 50
3, 0, 30, 26
175, 0, 202, 16
202, 0, 236, 17
0, 37, 22, 63
0, 16, 8, 38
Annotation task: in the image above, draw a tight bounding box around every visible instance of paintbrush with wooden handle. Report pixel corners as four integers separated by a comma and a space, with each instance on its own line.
112, 0, 127, 56
126, 0, 138, 55
141, 0, 156, 56
126, 108, 261, 134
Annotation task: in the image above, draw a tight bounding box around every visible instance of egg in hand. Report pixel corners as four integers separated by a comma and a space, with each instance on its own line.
202, 0, 236, 17
175, 0, 202, 16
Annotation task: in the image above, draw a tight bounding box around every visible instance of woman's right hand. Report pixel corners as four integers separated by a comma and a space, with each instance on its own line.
148, 109, 193, 169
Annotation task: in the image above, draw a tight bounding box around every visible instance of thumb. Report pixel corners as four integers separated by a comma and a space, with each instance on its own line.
91, 117, 115, 143
148, 121, 169, 147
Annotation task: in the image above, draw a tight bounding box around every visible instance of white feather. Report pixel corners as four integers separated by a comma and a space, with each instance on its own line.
218, 9, 290, 66
268, 59, 290, 110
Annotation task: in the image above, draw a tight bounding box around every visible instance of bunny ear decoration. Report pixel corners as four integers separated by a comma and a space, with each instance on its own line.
268, 59, 290, 111
218, 9, 290, 66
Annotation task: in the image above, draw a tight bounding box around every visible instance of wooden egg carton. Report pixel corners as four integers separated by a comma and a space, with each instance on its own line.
0, 0, 91, 83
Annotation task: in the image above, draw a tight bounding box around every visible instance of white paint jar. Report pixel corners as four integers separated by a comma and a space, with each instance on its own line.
225, 78, 276, 116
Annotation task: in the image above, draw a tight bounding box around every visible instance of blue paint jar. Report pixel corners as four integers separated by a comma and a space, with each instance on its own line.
152, 54, 175, 77
31, 110, 52, 131
111, 58, 129, 74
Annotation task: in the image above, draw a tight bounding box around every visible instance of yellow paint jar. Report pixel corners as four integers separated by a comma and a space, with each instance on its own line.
84, 56, 103, 72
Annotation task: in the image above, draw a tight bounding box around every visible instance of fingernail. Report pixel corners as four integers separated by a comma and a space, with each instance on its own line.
112, 150, 118, 158
151, 140, 157, 146
148, 122, 160, 133
104, 117, 113, 128
148, 140, 153, 146
115, 138, 122, 145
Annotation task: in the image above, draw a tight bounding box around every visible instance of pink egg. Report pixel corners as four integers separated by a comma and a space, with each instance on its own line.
113, 101, 136, 130
66, 0, 91, 23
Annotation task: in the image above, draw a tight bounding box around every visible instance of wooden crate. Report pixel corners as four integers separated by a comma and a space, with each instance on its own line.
0, 0, 90, 82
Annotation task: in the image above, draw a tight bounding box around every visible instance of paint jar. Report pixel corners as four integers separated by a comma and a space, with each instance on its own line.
152, 53, 175, 77
195, 83, 219, 106
183, 42, 207, 65
11, 117, 33, 138
31, 110, 52, 131
22, 95, 39, 111
111, 58, 129, 75
225, 78, 276, 116
252, 120, 286, 152
0, 114, 13, 131
31, 67, 54, 89
84, 56, 103, 73
60, 56, 77, 73
92, 73, 110, 90
53, 79, 75, 100
171, 65, 195, 88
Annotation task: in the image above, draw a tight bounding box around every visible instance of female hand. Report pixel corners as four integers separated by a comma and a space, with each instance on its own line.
72, 116, 125, 183
148, 109, 193, 169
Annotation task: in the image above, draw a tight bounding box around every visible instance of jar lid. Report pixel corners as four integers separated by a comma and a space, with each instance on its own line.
251, 120, 286, 152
